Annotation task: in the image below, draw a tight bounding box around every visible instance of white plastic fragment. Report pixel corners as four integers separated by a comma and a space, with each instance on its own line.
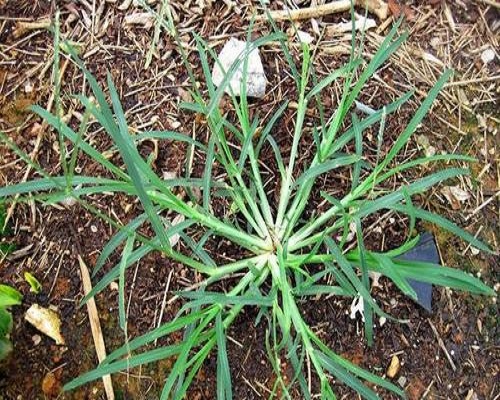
326, 14, 377, 35
25, 304, 65, 345
212, 38, 267, 98
349, 296, 365, 321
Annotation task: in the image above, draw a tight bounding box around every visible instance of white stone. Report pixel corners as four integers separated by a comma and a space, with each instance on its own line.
397, 376, 407, 388
212, 38, 267, 98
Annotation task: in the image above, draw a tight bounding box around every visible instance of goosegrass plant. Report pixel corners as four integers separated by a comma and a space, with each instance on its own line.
0, 9, 496, 399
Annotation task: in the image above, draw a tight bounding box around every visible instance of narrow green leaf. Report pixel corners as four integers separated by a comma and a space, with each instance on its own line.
94, 213, 149, 277
390, 204, 493, 254
294, 155, 360, 188
216, 313, 232, 400
118, 234, 135, 333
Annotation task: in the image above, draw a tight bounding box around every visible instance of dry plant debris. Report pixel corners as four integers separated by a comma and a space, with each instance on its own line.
256, 0, 389, 21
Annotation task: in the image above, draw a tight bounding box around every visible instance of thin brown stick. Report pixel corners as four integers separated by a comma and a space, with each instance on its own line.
256, 0, 389, 22
427, 318, 457, 372
78, 256, 115, 400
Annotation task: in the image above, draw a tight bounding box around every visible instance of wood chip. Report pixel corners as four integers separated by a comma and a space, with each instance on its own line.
124, 12, 155, 29
386, 355, 401, 378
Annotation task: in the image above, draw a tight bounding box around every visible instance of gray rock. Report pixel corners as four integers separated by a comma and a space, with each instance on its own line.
212, 38, 267, 98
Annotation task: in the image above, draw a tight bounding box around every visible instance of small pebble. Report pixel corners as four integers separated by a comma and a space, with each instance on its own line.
481, 48, 495, 64
24, 80, 33, 93
90, 225, 98, 233
170, 120, 181, 129
32, 334, 42, 345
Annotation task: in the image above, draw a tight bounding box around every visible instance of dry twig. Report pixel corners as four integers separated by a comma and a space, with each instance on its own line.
256, 0, 388, 22
427, 318, 457, 372
12, 18, 51, 39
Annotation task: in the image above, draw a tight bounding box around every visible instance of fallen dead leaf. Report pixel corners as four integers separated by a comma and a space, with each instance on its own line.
441, 185, 470, 210
407, 377, 426, 400
369, 271, 382, 288
169, 214, 185, 246
42, 371, 61, 398
25, 304, 65, 345
12, 18, 51, 39
388, 0, 415, 20
416, 135, 436, 157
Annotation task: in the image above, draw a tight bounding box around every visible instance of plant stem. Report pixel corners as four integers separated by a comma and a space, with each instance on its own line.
148, 190, 272, 252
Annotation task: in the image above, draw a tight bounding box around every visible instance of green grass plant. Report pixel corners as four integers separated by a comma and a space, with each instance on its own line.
0, 11, 495, 400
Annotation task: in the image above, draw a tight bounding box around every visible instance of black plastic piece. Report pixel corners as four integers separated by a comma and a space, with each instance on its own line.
397, 232, 439, 312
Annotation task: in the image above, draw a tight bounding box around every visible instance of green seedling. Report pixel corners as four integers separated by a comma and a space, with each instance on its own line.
0, 284, 22, 361
24, 272, 42, 294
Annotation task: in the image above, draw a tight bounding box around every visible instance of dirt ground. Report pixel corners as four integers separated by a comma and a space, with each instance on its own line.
0, 0, 498, 399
